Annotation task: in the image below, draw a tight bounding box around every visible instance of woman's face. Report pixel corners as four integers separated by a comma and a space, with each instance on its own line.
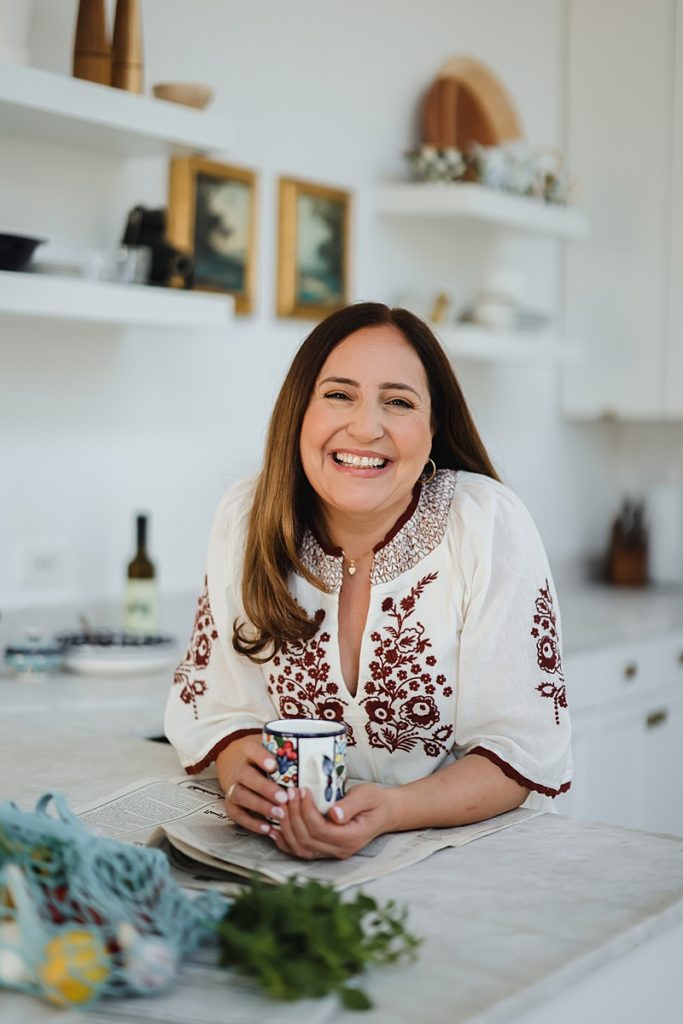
299, 325, 435, 527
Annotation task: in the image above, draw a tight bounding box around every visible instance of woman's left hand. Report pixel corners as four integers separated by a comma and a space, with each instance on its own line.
268, 783, 394, 860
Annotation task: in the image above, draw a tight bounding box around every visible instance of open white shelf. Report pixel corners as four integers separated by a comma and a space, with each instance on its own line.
376, 182, 589, 239
435, 324, 582, 364
0, 61, 232, 157
0, 270, 234, 329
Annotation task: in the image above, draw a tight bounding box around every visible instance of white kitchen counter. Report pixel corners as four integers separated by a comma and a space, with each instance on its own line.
558, 578, 683, 653
0, 734, 682, 1024
0, 666, 172, 739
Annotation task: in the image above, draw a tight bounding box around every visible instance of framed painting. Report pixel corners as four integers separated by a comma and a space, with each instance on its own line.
277, 177, 351, 319
167, 157, 257, 315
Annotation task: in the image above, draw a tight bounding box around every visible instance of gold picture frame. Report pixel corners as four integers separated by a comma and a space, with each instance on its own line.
167, 157, 257, 315
277, 177, 351, 319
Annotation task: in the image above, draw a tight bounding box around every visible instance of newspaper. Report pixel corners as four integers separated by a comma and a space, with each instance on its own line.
76, 775, 540, 891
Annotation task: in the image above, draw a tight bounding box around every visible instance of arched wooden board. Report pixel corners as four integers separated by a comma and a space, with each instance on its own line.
422, 56, 523, 150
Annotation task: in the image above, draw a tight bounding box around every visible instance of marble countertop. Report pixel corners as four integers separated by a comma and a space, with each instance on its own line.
0, 666, 171, 739
557, 579, 683, 653
1, 735, 683, 1024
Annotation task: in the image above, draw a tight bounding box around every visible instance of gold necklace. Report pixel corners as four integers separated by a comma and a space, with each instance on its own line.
341, 549, 374, 576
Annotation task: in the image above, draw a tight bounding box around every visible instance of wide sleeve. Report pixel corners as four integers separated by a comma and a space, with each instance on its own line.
164, 479, 277, 774
453, 481, 572, 799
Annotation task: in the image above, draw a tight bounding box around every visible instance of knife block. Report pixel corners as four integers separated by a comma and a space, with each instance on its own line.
608, 528, 648, 587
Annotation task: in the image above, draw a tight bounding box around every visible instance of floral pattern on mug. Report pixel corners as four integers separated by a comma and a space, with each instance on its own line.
333, 731, 347, 802
263, 731, 298, 787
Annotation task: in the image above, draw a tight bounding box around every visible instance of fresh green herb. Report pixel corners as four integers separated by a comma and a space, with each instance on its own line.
215, 876, 421, 1010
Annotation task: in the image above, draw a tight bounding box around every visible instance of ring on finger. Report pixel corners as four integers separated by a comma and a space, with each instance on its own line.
226, 782, 238, 802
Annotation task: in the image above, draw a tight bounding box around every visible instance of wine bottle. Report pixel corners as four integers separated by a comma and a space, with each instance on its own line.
124, 513, 157, 634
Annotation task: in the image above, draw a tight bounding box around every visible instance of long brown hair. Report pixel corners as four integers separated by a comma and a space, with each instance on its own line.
233, 302, 499, 661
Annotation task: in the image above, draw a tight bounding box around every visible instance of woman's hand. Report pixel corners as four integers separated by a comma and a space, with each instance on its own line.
269, 783, 395, 861
216, 737, 294, 837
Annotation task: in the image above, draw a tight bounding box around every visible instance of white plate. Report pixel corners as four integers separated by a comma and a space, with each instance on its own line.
64, 646, 180, 676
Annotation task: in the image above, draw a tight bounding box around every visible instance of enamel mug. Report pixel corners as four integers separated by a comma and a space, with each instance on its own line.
262, 718, 347, 814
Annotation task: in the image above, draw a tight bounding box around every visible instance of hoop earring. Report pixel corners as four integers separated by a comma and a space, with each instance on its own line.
421, 458, 437, 484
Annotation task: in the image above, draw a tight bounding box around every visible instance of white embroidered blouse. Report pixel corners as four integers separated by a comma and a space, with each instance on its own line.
165, 470, 572, 805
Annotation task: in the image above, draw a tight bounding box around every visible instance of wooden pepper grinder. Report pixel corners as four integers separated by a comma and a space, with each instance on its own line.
72, 0, 111, 85
111, 0, 144, 94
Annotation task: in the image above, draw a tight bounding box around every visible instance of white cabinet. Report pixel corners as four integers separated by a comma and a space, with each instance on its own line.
593, 703, 645, 830
640, 693, 683, 835
553, 710, 595, 821
557, 630, 683, 835
666, 4, 683, 417
592, 690, 683, 835
562, 0, 683, 420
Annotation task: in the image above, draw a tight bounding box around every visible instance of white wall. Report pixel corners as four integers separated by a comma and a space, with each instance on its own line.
2, 0, 669, 618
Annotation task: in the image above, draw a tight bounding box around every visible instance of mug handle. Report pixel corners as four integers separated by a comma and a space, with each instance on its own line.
300, 754, 334, 814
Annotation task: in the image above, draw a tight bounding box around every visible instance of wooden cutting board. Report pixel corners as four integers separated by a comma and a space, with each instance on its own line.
422, 56, 523, 150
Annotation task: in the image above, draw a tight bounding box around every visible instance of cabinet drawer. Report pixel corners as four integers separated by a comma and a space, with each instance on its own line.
564, 634, 677, 712
658, 631, 683, 685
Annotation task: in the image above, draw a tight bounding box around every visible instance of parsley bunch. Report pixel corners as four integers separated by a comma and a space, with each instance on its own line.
216, 877, 421, 1011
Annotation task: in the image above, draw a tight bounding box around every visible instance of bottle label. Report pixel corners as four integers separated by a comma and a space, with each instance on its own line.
125, 580, 157, 634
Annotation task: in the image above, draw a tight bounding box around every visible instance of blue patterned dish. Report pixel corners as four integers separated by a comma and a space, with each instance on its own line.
4, 637, 64, 676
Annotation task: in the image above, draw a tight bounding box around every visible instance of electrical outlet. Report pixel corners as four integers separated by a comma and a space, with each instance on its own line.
18, 541, 68, 589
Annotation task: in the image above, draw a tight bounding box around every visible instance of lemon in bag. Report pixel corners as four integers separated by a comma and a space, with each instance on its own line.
39, 928, 110, 1006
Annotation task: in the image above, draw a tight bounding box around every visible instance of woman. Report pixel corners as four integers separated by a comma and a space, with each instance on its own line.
166, 302, 571, 860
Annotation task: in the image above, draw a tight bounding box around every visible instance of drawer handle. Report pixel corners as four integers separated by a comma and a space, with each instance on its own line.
679, 650, 683, 667
646, 709, 668, 729
623, 662, 638, 680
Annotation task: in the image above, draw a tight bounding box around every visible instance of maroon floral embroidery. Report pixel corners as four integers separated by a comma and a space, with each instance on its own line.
404, 694, 439, 729
173, 577, 218, 720
359, 573, 453, 756
531, 580, 567, 725
267, 610, 356, 746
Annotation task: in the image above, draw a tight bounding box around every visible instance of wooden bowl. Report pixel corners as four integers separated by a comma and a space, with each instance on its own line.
152, 82, 214, 109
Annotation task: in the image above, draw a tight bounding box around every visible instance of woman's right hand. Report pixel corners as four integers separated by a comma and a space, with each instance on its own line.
215, 736, 291, 836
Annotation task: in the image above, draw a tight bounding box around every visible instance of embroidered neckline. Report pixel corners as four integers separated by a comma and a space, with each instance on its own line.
309, 484, 422, 559
299, 469, 457, 590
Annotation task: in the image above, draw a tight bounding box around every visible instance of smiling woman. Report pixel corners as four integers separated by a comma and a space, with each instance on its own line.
299, 326, 434, 535
165, 302, 572, 862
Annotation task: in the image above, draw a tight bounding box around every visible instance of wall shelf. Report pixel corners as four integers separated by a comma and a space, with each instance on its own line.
0, 271, 234, 329
0, 61, 232, 157
376, 182, 589, 239
435, 324, 582, 364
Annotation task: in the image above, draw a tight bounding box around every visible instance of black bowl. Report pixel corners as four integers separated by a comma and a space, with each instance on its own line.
0, 233, 45, 271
